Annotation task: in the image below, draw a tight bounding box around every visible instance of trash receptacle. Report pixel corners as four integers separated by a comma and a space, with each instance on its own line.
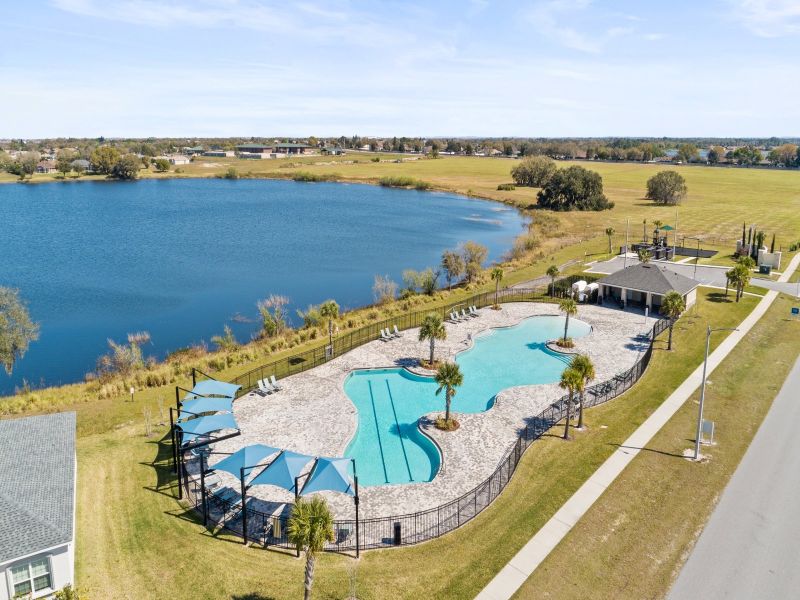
759, 265, 771, 275
393, 522, 401, 545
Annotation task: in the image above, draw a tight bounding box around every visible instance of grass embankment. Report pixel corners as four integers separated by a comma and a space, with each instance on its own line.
514, 293, 800, 600
75, 289, 756, 599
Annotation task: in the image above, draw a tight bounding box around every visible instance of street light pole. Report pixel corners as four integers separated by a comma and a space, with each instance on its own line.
694, 325, 738, 460
694, 238, 700, 279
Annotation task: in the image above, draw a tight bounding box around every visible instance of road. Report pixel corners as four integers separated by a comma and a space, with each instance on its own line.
585, 256, 800, 297
668, 355, 800, 600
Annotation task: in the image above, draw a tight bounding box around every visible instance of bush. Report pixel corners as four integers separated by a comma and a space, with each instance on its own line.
371, 157, 380, 162
292, 171, 340, 182
497, 183, 516, 191
537, 165, 614, 211
223, 167, 239, 179
378, 176, 433, 189
373, 274, 398, 304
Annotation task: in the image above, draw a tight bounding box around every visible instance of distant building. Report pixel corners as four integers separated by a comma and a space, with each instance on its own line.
235, 143, 274, 158
35, 160, 56, 173
0, 413, 76, 600
321, 146, 345, 155
166, 154, 191, 165
203, 150, 234, 158
183, 146, 205, 156
274, 143, 313, 155
70, 159, 92, 172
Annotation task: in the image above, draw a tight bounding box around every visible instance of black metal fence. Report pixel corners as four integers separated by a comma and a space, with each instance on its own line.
184, 290, 669, 553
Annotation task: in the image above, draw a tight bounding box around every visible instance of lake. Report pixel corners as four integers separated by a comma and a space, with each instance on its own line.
0, 178, 524, 394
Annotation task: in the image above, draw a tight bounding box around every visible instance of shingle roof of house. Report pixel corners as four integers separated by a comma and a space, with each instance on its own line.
0, 412, 76, 562
598, 263, 700, 296
236, 143, 273, 150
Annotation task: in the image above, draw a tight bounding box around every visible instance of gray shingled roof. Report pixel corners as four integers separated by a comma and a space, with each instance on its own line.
598, 263, 700, 296
0, 412, 76, 562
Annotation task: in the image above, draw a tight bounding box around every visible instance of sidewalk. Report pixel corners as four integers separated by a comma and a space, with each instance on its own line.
476, 252, 800, 600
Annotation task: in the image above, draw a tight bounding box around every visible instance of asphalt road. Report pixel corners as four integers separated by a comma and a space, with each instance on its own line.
668, 355, 800, 600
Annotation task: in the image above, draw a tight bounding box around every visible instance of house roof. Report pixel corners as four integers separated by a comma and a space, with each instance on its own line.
0, 412, 76, 562
236, 144, 272, 150
598, 263, 699, 296
275, 143, 312, 148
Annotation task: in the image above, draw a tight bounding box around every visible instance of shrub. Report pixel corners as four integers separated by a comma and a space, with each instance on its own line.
292, 171, 340, 182
373, 274, 398, 304
223, 167, 239, 179
371, 157, 380, 162
378, 175, 433, 189
497, 183, 516, 191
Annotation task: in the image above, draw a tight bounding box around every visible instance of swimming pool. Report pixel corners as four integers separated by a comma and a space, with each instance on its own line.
344, 315, 591, 486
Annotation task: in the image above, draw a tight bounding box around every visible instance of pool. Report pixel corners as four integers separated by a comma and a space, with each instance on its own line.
344, 315, 591, 486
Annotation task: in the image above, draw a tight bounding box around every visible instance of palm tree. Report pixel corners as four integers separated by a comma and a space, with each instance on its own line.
490, 266, 504, 307
570, 354, 595, 429
734, 263, 751, 301
435, 361, 464, 426
319, 299, 339, 349
287, 496, 335, 600
661, 290, 686, 350
605, 227, 615, 255
559, 298, 578, 343
419, 312, 447, 366
559, 367, 582, 440
546, 264, 559, 297
637, 248, 652, 264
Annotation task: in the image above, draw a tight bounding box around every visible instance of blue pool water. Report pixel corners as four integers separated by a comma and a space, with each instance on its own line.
344, 315, 591, 486
0, 178, 523, 394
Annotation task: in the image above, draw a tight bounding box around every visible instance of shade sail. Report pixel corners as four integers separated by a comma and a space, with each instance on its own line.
178, 413, 238, 443
300, 457, 355, 497
249, 450, 314, 493
211, 444, 280, 479
183, 379, 241, 401
179, 397, 233, 421
659, 225, 675, 231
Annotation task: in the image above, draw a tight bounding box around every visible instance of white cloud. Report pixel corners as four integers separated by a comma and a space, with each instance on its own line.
642, 32, 665, 41
729, 0, 800, 37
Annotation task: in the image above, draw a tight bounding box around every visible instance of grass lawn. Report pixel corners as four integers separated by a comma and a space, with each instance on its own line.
513, 293, 800, 600
74, 289, 756, 599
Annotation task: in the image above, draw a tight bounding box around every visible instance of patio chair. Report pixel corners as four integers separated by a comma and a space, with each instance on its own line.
449, 312, 461, 323
470, 305, 480, 317
256, 378, 274, 395
461, 308, 469, 320
393, 324, 403, 337
380, 328, 391, 341
269, 375, 283, 391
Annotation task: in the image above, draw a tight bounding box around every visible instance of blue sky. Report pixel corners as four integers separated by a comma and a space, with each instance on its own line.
1, 0, 799, 137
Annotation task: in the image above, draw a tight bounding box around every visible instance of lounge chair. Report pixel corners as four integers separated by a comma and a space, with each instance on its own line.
269, 375, 283, 391
461, 308, 469, 320
469, 306, 479, 317
380, 328, 391, 341
449, 312, 461, 323
393, 324, 403, 337
257, 378, 274, 395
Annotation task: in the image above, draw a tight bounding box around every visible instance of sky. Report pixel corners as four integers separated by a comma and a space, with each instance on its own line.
1, 0, 799, 138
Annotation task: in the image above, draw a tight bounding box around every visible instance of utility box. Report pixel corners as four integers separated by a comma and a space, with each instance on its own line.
393, 522, 402, 545
759, 265, 771, 275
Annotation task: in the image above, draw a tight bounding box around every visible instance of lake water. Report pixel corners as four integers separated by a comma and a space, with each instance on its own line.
0, 178, 524, 394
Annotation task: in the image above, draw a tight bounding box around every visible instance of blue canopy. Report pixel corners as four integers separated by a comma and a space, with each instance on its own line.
211, 444, 280, 479
249, 450, 314, 493
183, 379, 241, 401
177, 413, 238, 443
179, 396, 233, 421
301, 457, 355, 497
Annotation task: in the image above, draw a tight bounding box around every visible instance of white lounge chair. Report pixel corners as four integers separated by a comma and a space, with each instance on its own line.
380, 328, 391, 341
449, 312, 461, 323
393, 324, 403, 337
470, 306, 479, 317
256, 378, 274, 395
269, 375, 283, 391
461, 309, 469, 320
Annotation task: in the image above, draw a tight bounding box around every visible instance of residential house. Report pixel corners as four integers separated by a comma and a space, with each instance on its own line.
0, 413, 76, 600
35, 160, 56, 174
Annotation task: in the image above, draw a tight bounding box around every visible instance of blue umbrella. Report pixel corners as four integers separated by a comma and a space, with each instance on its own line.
211, 444, 280, 480
183, 379, 241, 401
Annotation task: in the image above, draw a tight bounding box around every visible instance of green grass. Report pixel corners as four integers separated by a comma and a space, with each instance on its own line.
513, 293, 800, 600
74, 289, 756, 599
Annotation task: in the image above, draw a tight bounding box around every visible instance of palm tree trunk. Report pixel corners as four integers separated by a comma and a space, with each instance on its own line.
725, 280, 729, 297
577, 390, 584, 429
429, 338, 435, 365
563, 314, 570, 341
668, 322, 674, 350
304, 552, 315, 600
445, 389, 452, 423
608, 236, 612, 255
564, 390, 572, 439
495, 281, 499, 306
328, 319, 333, 347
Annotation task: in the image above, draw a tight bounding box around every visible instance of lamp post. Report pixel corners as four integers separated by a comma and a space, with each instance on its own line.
685, 236, 702, 280
694, 325, 738, 460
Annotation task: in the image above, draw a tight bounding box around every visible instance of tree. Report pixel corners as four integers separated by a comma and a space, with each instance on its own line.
257, 295, 289, 337
372, 274, 397, 304
18, 152, 39, 179
90, 146, 121, 174
546, 264, 559, 297
661, 290, 686, 350
731, 145, 762, 166
605, 227, 615, 255
537, 166, 613, 211
559, 298, 578, 343
56, 150, 77, 176
441, 250, 465, 290
462, 241, 488, 282
510, 155, 557, 187
435, 361, 464, 426
96, 331, 150, 378
211, 325, 239, 351
707, 145, 725, 164
153, 158, 170, 172
646, 170, 687, 205
0, 287, 39, 375
676, 143, 699, 163
287, 496, 334, 600
319, 300, 339, 348
490, 267, 504, 307
570, 354, 595, 429
559, 367, 582, 440
419, 312, 446, 366
112, 154, 141, 180
768, 143, 798, 166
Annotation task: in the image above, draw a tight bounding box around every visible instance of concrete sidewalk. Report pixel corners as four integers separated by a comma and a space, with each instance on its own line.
475, 252, 800, 600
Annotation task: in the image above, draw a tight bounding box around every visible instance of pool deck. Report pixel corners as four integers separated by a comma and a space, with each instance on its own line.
197, 302, 657, 521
